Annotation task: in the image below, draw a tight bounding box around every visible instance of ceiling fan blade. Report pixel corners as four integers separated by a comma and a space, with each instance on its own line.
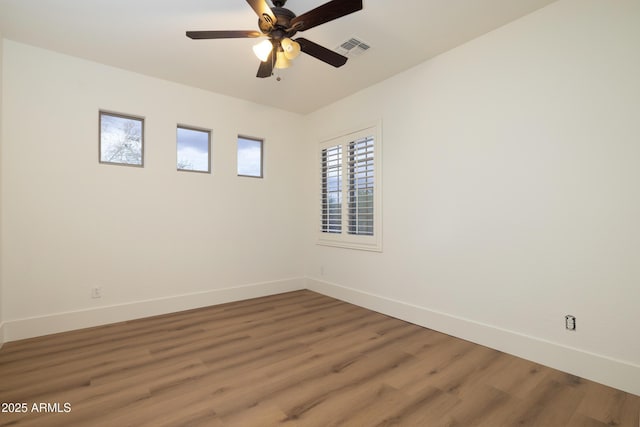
296, 38, 348, 67
186, 30, 262, 39
256, 51, 274, 78
246, 0, 277, 28
290, 0, 362, 32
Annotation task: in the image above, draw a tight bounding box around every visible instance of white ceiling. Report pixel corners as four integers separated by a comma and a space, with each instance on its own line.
0, 0, 557, 114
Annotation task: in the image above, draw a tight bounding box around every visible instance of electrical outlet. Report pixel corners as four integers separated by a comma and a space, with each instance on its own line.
320, 265, 325, 276
91, 287, 102, 299
565, 315, 576, 331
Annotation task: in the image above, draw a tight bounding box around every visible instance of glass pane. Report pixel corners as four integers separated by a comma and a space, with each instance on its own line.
177, 127, 210, 173
321, 145, 342, 234
348, 137, 374, 236
100, 112, 143, 166
237, 137, 263, 177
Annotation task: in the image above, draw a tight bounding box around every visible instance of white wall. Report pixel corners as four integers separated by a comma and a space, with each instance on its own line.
1, 41, 306, 339
0, 34, 4, 347
304, 0, 640, 395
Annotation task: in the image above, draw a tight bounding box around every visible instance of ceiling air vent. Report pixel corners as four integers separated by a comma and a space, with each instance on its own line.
335, 37, 370, 58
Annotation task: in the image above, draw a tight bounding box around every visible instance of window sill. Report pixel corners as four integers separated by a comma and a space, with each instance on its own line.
317, 234, 382, 252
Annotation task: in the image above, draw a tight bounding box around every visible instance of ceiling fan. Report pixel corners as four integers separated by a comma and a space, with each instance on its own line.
186, 0, 363, 78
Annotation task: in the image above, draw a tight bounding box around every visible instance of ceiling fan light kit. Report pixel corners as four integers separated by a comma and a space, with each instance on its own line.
275, 48, 292, 69
252, 39, 274, 62
186, 0, 363, 78
281, 37, 301, 60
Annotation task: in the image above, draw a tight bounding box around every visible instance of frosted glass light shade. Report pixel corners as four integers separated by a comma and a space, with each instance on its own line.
281, 38, 301, 60
253, 40, 273, 62
275, 50, 291, 69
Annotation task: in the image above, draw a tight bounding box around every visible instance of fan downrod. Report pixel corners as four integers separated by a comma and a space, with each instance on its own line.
272, 0, 287, 7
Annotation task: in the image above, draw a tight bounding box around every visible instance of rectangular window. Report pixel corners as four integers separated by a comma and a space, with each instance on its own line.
177, 125, 211, 173
318, 123, 381, 251
237, 136, 263, 178
99, 111, 144, 167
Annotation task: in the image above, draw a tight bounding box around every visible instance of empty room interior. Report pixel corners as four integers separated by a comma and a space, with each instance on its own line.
0, 0, 639, 425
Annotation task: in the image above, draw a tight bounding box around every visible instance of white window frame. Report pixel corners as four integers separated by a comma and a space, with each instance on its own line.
317, 122, 382, 252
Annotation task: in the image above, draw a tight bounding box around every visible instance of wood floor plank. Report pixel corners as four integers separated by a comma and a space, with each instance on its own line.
371, 385, 460, 426
502, 376, 586, 427
576, 381, 640, 426
327, 383, 412, 426
481, 356, 549, 400
443, 384, 514, 427
0, 290, 638, 426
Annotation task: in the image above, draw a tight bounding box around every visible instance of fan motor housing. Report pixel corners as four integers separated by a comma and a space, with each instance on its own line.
259, 7, 297, 36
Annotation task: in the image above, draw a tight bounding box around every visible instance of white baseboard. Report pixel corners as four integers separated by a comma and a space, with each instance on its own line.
3, 277, 305, 343
306, 278, 640, 397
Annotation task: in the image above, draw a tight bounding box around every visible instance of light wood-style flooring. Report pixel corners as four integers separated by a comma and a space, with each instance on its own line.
0, 290, 638, 426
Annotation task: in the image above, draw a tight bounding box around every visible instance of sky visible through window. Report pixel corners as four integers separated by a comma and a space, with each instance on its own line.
237, 137, 262, 177
177, 127, 209, 172
100, 112, 143, 166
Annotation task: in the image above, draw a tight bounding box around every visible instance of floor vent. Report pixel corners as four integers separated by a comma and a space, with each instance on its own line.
335, 37, 370, 58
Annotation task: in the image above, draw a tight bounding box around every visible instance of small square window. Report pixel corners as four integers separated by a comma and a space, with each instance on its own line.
237, 136, 263, 178
177, 126, 211, 173
99, 111, 144, 167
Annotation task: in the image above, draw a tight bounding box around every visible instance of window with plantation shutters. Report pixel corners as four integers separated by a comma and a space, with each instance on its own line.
318, 123, 382, 252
